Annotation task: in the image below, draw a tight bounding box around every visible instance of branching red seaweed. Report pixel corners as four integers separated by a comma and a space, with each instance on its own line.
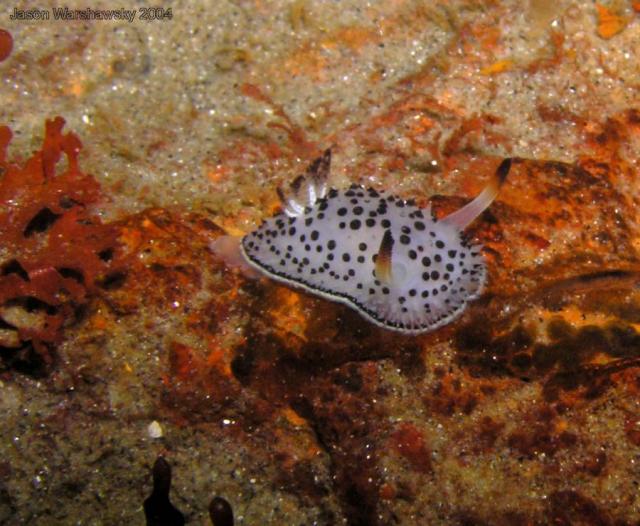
0, 117, 121, 371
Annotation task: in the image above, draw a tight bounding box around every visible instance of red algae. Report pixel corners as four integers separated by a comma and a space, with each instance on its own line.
240, 82, 315, 157
389, 422, 432, 474
624, 417, 640, 446
0, 29, 12, 62
162, 340, 241, 424
0, 117, 120, 369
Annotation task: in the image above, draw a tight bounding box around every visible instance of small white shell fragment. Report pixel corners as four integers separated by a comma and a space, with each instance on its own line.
147, 420, 163, 439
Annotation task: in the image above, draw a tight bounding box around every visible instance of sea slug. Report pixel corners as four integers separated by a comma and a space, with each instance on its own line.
240, 151, 511, 334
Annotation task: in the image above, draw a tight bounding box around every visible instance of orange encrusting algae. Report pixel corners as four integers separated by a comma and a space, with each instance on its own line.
480, 59, 513, 75
595, 3, 629, 39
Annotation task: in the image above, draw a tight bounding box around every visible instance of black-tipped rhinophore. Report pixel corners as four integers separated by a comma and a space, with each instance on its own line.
375, 229, 395, 283
496, 158, 512, 186
379, 229, 394, 263
441, 157, 511, 230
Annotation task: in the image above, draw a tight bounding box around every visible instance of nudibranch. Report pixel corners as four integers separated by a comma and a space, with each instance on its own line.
240, 151, 511, 334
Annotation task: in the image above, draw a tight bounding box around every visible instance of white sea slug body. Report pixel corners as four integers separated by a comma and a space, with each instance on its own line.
241, 151, 511, 334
